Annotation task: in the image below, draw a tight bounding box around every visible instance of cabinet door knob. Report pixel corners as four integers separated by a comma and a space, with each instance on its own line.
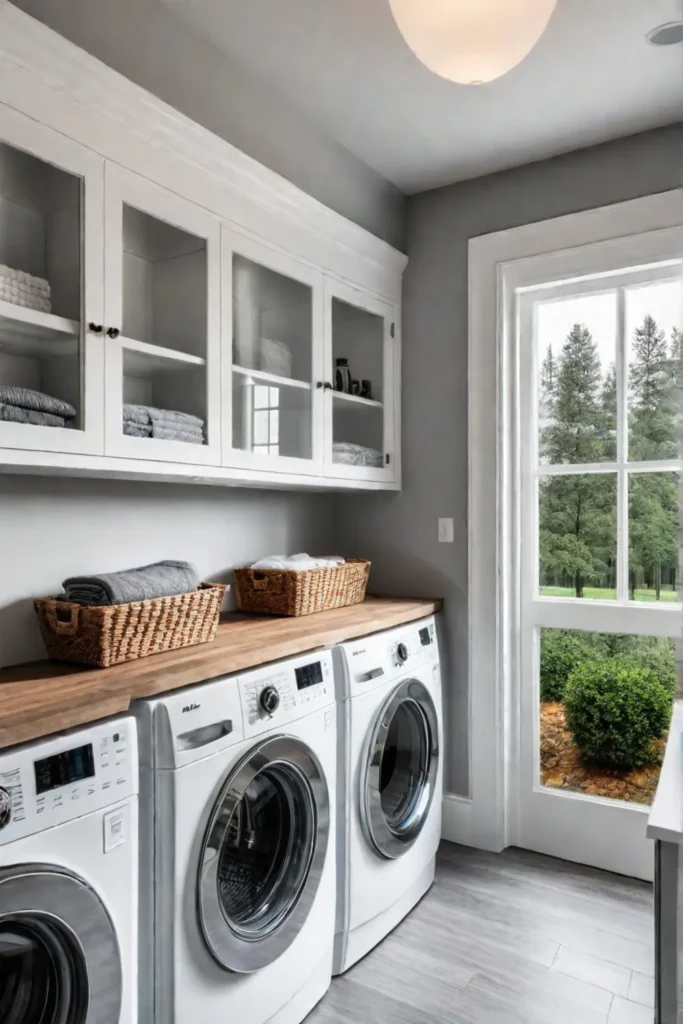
324, 381, 333, 390
106, 327, 120, 338
88, 322, 103, 334
316, 381, 323, 389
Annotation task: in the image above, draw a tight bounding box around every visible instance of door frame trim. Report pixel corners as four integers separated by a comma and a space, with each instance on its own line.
467, 190, 683, 856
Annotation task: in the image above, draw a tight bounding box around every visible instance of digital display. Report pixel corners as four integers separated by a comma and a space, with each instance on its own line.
419, 627, 433, 647
295, 661, 324, 690
34, 743, 95, 795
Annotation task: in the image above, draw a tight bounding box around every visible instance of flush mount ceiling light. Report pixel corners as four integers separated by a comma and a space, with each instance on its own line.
646, 21, 683, 46
388, 0, 557, 85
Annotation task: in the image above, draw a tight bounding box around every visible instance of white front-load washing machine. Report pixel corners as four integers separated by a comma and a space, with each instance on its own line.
0, 716, 139, 1024
135, 649, 336, 1024
333, 615, 442, 975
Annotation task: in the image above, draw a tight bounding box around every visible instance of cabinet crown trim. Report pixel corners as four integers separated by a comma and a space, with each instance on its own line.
0, 1, 407, 289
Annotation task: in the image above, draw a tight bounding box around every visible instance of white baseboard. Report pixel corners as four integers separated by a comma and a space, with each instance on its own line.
441, 793, 474, 846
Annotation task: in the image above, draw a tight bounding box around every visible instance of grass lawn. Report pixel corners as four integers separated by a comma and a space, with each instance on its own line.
540, 586, 678, 602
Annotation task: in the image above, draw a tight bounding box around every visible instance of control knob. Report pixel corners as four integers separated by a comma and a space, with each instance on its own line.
0, 787, 12, 830
396, 642, 409, 665
259, 685, 280, 716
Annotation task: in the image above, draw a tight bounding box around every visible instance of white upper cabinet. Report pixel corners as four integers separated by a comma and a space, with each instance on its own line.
0, 105, 105, 456
323, 279, 397, 485
103, 164, 222, 466
0, 5, 405, 489
223, 227, 324, 475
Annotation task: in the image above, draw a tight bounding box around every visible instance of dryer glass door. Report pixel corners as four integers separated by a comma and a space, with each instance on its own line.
363, 679, 439, 859
0, 865, 122, 1024
197, 735, 330, 974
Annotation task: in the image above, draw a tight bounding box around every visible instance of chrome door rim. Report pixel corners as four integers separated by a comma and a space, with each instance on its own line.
0, 865, 122, 1024
362, 679, 439, 859
197, 735, 330, 974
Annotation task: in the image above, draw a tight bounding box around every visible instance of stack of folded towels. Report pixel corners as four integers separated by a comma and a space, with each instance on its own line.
123, 404, 205, 444
0, 266, 51, 313
0, 386, 76, 427
62, 560, 199, 606
250, 554, 346, 571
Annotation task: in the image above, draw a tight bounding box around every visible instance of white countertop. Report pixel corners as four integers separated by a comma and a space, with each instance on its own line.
647, 701, 683, 844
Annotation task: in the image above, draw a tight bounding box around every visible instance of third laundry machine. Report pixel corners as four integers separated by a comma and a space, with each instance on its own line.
333, 616, 442, 974
0, 717, 139, 1024
135, 649, 336, 1024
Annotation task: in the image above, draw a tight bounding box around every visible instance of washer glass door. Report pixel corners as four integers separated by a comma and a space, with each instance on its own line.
363, 679, 439, 859
0, 916, 87, 1024
198, 735, 330, 974
0, 865, 122, 1024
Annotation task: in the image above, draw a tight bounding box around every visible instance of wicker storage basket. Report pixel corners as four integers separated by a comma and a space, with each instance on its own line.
34, 583, 225, 668
234, 560, 370, 617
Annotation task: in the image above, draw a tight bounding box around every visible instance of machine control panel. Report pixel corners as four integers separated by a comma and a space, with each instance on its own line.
0, 718, 137, 846
345, 617, 439, 694
240, 652, 334, 732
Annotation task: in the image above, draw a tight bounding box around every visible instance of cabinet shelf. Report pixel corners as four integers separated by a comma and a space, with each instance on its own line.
332, 390, 383, 409
121, 337, 206, 375
0, 300, 79, 358
232, 364, 311, 390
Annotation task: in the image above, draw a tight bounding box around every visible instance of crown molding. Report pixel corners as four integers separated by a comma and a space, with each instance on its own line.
0, 1, 407, 298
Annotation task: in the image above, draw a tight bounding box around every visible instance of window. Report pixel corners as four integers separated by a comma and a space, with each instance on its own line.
521, 259, 681, 805
251, 385, 279, 456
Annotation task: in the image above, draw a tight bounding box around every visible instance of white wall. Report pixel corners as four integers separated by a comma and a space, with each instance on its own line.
0, 475, 335, 669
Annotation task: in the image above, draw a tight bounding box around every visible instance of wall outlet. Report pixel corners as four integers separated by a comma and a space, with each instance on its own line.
438, 518, 454, 543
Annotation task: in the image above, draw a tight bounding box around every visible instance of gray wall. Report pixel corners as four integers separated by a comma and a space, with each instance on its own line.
0, 476, 335, 669
10, 0, 406, 250
334, 123, 683, 796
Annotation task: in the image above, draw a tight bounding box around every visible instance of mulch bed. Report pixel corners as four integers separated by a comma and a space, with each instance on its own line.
540, 701, 665, 805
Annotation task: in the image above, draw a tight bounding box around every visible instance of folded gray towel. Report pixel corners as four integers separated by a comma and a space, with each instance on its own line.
0, 403, 65, 427
123, 422, 152, 438
63, 560, 200, 606
151, 425, 204, 444
122, 404, 204, 430
0, 386, 76, 419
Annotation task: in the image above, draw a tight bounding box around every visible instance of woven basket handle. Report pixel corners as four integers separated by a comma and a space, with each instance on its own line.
45, 602, 81, 637
250, 571, 284, 594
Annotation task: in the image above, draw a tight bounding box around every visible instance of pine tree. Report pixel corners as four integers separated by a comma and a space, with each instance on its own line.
539, 324, 615, 598
629, 314, 676, 460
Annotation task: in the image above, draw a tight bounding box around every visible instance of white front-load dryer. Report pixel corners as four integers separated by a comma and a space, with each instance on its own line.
135, 649, 336, 1024
333, 615, 442, 975
0, 716, 139, 1024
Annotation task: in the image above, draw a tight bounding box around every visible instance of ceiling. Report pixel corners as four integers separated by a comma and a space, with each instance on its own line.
161, 0, 683, 194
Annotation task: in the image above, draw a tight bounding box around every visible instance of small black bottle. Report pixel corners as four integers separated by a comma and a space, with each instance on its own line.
335, 358, 352, 393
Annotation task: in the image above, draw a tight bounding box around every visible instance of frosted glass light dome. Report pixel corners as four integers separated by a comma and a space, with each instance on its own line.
388, 0, 557, 85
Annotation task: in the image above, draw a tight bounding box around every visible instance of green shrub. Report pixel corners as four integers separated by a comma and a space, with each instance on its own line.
540, 629, 592, 702
611, 636, 677, 696
564, 657, 672, 769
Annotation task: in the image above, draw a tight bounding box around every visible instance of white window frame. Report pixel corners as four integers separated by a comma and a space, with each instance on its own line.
463, 191, 683, 854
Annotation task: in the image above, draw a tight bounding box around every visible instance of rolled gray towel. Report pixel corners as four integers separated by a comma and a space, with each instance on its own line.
0, 386, 76, 419
0, 403, 65, 427
63, 560, 200, 606
122, 404, 151, 426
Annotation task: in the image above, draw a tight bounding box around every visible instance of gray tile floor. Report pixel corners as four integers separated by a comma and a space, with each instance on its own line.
308, 842, 655, 1024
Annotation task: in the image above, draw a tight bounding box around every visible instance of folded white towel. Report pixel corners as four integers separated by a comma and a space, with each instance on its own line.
251, 553, 346, 571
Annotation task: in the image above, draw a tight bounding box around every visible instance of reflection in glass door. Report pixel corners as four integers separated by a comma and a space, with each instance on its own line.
518, 260, 681, 880
226, 231, 323, 473
0, 108, 104, 455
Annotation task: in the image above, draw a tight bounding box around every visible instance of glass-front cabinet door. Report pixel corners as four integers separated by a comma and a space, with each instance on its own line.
0, 105, 104, 455
103, 164, 221, 465
223, 227, 323, 475
323, 280, 396, 483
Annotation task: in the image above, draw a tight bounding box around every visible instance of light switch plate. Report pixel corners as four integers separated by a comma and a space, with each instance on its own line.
438, 518, 454, 543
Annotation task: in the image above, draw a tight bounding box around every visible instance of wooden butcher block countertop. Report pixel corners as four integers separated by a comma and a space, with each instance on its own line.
0, 596, 441, 750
